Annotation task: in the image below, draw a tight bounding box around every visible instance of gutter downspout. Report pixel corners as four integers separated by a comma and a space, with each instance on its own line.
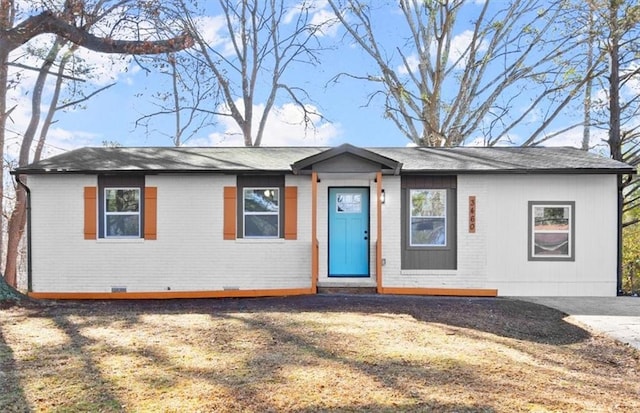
617, 173, 629, 296
14, 174, 32, 293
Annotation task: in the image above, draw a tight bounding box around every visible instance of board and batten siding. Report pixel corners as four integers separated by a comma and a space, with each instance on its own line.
28, 174, 312, 293
381, 174, 618, 296
483, 174, 617, 296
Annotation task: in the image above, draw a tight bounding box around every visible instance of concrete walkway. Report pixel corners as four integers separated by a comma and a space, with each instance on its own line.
518, 297, 640, 350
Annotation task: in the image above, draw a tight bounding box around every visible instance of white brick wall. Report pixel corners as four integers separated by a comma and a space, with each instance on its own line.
30, 174, 312, 293
28, 172, 619, 296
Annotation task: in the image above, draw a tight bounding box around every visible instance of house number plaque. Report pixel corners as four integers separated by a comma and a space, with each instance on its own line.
469, 196, 476, 233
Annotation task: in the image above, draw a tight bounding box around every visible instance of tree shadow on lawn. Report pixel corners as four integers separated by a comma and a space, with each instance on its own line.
97, 294, 590, 346
58, 299, 509, 411
0, 307, 127, 412
0, 328, 32, 413
48, 314, 131, 410
215, 311, 507, 412
5, 295, 631, 412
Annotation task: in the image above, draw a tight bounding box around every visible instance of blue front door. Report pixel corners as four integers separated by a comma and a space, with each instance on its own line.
329, 187, 369, 277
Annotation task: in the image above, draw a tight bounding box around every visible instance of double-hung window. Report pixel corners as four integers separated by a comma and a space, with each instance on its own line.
401, 176, 457, 270
528, 201, 575, 261
104, 188, 141, 237
243, 187, 280, 237
96, 175, 146, 239
410, 189, 447, 247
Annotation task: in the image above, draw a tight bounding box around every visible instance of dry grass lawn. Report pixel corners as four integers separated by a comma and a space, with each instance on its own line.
1, 295, 639, 412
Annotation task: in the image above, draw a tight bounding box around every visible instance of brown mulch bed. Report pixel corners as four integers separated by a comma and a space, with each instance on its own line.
1, 294, 639, 412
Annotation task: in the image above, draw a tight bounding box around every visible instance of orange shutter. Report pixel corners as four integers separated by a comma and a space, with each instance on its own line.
84, 187, 97, 240
284, 186, 298, 240
223, 187, 237, 240
144, 187, 158, 240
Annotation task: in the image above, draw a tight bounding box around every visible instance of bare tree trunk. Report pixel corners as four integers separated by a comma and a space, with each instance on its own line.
168, 53, 183, 146
34, 48, 71, 161
0, 0, 18, 296
0, 0, 13, 280
4, 39, 62, 286
608, 2, 621, 162
3, 182, 26, 287
0, 48, 8, 276
606, 0, 623, 294
582, 7, 595, 151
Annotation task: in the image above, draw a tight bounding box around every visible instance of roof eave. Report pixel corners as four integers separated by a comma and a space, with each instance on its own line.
400, 168, 635, 175
11, 168, 295, 175
14, 167, 633, 176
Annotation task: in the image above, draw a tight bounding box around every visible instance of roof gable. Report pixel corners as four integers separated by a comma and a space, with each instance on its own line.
291, 143, 402, 175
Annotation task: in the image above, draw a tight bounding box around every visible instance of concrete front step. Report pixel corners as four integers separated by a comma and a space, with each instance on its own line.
317, 286, 378, 295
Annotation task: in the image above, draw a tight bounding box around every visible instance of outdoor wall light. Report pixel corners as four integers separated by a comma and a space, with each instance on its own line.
381, 189, 386, 204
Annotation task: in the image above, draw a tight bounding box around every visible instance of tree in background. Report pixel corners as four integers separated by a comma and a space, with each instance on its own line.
0, 0, 193, 293
566, 0, 640, 291
589, 0, 640, 223
326, 0, 600, 147
135, 51, 215, 147
144, 0, 331, 147
599, 0, 640, 292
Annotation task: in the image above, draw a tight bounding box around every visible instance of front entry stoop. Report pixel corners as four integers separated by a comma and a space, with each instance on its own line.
317, 286, 378, 295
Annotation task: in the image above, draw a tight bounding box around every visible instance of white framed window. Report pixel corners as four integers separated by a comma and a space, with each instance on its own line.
529, 201, 575, 261
410, 189, 447, 247
104, 188, 141, 238
243, 187, 280, 237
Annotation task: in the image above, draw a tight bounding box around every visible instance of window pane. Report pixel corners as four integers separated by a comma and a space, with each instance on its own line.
106, 189, 140, 212
244, 189, 279, 212
106, 215, 140, 237
336, 193, 362, 213
411, 190, 445, 217
534, 232, 569, 256
245, 215, 279, 237
411, 217, 446, 246
534, 206, 569, 230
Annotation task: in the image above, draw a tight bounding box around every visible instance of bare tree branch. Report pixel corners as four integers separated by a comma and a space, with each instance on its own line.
1, 11, 193, 54
327, 0, 598, 147
6, 62, 86, 81
141, 0, 328, 147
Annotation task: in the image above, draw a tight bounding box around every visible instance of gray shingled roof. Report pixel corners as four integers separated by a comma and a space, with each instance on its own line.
13, 145, 634, 175
373, 147, 634, 173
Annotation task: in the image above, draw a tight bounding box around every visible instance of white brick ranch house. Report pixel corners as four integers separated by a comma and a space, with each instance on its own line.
12, 144, 634, 298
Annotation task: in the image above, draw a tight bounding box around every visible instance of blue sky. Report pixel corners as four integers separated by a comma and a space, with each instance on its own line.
49, 37, 407, 149
5, 0, 407, 158
6, 0, 622, 161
